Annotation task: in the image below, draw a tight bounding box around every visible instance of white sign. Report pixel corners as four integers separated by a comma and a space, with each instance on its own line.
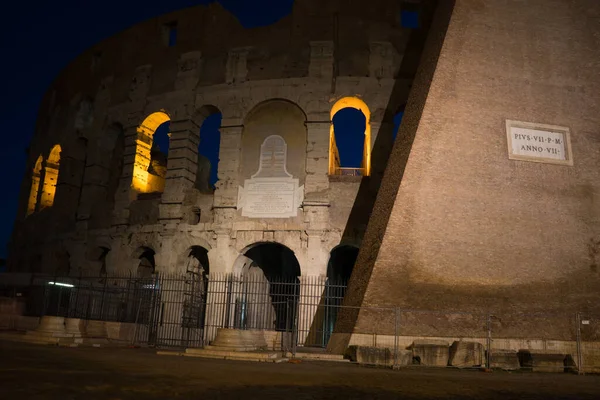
506, 120, 573, 166
237, 135, 304, 218
238, 178, 303, 218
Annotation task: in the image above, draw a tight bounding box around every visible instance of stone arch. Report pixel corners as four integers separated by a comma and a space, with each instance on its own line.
232, 242, 301, 331
134, 246, 156, 277
327, 244, 360, 283
329, 97, 372, 176
234, 241, 301, 279
321, 243, 359, 345
193, 105, 222, 192
241, 99, 307, 183
175, 236, 213, 269
132, 111, 170, 194
40, 144, 61, 209
186, 245, 210, 274
27, 155, 44, 216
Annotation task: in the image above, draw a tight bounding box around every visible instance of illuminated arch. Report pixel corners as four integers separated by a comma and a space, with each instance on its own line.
26, 155, 43, 216
132, 111, 170, 193
329, 97, 372, 176
40, 145, 61, 209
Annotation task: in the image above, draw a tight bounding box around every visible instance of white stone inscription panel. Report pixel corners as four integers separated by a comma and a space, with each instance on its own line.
237, 135, 304, 218
506, 120, 573, 166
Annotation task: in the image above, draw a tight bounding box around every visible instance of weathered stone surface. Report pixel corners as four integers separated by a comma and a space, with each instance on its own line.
64, 318, 86, 337
449, 341, 484, 368
211, 328, 268, 351
36, 316, 65, 333
518, 350, 571, 373
85, 320, 108, 338
345, 346, 411, 367
410, 340, 449, 367
489, 351, 520, 371
331, 0, 600, 355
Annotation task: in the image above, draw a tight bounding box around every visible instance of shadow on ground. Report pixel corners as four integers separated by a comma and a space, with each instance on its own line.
0, 341, 599, 400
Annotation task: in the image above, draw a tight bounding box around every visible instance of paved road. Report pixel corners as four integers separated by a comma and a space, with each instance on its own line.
0, 340, 599, 399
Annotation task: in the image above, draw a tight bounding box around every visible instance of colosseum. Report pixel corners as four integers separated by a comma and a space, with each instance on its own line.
7, 0, 423, 348
9, 0, 416, 275
6, 0, 600, 369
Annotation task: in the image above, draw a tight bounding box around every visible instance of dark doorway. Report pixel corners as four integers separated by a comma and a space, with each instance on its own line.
240, 242, 301, 331
324, 245, 359, 344
137, 248, 156, 277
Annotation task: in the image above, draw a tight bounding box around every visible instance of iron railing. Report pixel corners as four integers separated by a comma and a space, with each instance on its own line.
1, 272, 599, 373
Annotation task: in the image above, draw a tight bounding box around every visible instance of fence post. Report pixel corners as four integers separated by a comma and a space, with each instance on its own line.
99, 275, 108, 320
394, 308, 400, 369
576, 312, 584, 375
486, 314, 492, 369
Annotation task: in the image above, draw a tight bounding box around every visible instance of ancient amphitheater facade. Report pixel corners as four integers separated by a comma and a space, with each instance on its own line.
10, 1, 416, 287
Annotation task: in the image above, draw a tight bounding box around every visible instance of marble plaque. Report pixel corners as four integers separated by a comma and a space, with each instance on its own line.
506, 120, 573, 165
238, 135, 304, 218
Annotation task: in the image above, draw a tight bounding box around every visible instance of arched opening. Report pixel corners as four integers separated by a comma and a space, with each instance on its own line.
182, 246, 210, 331
196, 110, 222, 193
98, 246, 110, 276
137, 247, 156, 278
327, 245, 359, 284
40, 145, 61, 209
241, 99, 307, 183
234, 242, 301, 331
329, 97, 371, 177
26, 155, 43, 216
132, 111, 170, 194
323, 245, 359, 345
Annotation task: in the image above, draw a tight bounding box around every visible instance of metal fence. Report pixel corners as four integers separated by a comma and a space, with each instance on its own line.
1, 272, 599, 373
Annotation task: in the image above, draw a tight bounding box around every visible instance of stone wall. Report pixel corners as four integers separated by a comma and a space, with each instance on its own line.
9, 0, 417, 281
335, 0, 600, 345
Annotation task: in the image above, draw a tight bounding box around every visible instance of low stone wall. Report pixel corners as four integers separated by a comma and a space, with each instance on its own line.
104, 321, 148, 344
0, 297, 26, 315
343, 333, 600, 373
0, 315, 40, 331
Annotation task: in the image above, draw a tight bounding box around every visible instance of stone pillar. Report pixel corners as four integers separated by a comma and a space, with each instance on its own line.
76, 128, 121, 227
304, 121, 331, 203
296, 275, 328, 347
159, 118, 199, 222
214, 125, 243, 208
54, 141, 87, 221
203, 231, 238, 344
112, 124, 140, 226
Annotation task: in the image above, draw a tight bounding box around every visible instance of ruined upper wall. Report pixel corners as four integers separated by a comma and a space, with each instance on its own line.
33, 0, 410, 138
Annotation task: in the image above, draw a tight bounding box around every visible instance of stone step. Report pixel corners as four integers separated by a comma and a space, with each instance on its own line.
159, 348, 287, 363
203, 344, 259, 352
287, 352, 349, 362
185, 352, 288, 363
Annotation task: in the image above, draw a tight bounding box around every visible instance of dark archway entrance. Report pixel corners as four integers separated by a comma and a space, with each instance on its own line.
235, 242, 300, 331
324, 245, 359, 345
182, 246, 210, 334
137, 248, 156, 277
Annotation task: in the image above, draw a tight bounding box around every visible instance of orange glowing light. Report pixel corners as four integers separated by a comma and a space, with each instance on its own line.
40, 145, 61, 209
329, 97, 372, 176
132, 111, 170, 193
26, 155, 43, 216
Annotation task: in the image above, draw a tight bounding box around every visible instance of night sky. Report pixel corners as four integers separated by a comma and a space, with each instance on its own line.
0, 0, 400, 261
